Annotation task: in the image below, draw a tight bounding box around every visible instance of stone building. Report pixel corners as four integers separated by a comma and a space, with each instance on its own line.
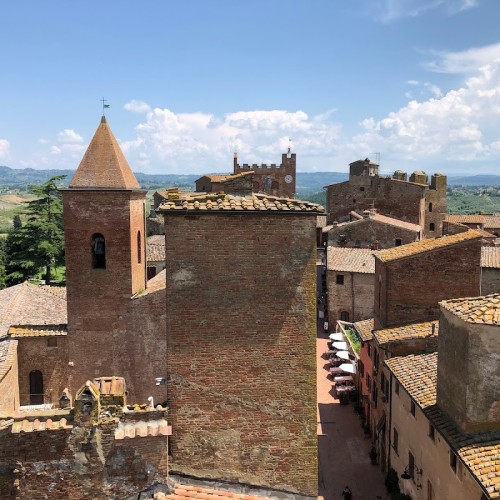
326, 247, 375, 325
147, 234, 166, 279
325, 209, 421, 249
325, 158, 447, 238
233, 151, 296, 198
158, 187, 321, 496
0, 116, 321, 498
385, 294, 500, 499
446, 214, 500, 237
482, 246, 500, 294
373, 231, 483, 329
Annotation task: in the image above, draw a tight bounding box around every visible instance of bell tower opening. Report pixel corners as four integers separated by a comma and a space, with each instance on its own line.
92, 233, 106, 268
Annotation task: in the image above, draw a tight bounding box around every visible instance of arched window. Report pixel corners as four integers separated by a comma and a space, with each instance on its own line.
29, 370, 44, 405
340, 311, 350, 322
137, 231, 142, 264
429, 202, 433, 212
92, 233, 106, 269
429, 223, 435, 232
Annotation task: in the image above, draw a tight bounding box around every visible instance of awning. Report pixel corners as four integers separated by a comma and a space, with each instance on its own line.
329, 332, 344, 341
332, 341, 348, 350
376, 414, 386, 434
339, 363, 356, 374
336, 351, 351, 360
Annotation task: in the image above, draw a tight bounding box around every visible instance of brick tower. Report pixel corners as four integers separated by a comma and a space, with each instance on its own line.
62, 116, 148, 397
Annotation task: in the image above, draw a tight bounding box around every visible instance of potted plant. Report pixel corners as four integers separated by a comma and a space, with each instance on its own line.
369, 445, 377, 464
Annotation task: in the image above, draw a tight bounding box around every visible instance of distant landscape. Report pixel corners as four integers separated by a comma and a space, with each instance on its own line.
0, 166, 498, 234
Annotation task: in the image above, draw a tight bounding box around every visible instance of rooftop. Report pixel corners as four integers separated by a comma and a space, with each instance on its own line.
157, 189, 323, 214
386, 353, 500, 499
353, 318, 374, 341
331, 211, 421, 233
327, 247, 375, 274
481, 247, 500, 269
159, 483, 273, 499
440, 293, 500, 325
0, 281, 67, 338
484, 215, 500, 229
69, 116, 140, 190
147, 235, 165, 262
9, 324, 67, 338
375, 230, 483, 263
374, 320, 439, 346
446, 215, 485, 225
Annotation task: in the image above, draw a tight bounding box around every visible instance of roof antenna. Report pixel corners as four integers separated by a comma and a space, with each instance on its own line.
100, 97, 110, 116
287, 138, 292, 158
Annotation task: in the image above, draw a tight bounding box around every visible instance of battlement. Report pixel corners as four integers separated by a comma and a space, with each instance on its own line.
234, 153, 296, 173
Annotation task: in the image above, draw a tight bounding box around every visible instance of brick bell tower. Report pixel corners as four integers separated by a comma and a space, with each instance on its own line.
62, 116, 147, 394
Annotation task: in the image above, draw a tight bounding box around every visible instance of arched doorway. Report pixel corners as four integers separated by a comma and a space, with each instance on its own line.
29, 370, 44, 405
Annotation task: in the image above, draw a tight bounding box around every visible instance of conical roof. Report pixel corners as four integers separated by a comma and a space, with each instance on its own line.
69, 116, 140, 189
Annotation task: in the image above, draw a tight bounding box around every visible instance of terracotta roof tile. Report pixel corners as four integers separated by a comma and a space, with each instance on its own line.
147, 235, 165, 262
0, 282, 67, 338
69, 116, 140, 189
484, 215, 500, 229
140, 269, 166, 296
374, 320, 439, 346
10, 415, 73, 434
327, 247, 375, 274
482, 247, 500, 269
375, 231, 483, 263
386, 352, 500, 498
353, 318, 374, 341
199, 174, 230, 183
114, 419, 171, 440
9, 324, 67, 338
157, 190, 324, 214
440, 293, 500, 325
159, 484, 274, 499
446, 215, 485, 225
39, 286, 67, 300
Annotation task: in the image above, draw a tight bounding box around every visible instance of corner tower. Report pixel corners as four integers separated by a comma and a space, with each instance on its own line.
62, 116, 147, 394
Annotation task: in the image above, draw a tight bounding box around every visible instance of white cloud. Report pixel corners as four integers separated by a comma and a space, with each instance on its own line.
351, 60, 500, 171
0, 139, 10, 160
372, 0, 477, 22
124, 100, 152, 114
423, 42, 500, 74
57, 129, 84, 143
122, 108, 342, 173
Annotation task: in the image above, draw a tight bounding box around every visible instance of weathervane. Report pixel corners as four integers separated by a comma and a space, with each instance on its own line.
100, 97, 110, 116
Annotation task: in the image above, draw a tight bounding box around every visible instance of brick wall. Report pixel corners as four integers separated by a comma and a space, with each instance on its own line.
374, 238, 482, 328
16, 336, 69, 406
327, 271, 374, 324
481, 268, 500, 295
0, 340, 19, 413
164, 213, 317, 496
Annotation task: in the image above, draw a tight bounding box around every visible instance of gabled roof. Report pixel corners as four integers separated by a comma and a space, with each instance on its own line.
484, 215, 500, 229
69, 116, 140, 189
446, 215, 485, 225
375, 230, 483, 263
374, 320, 438, 346
440, 293, 500, 325
482, 247, 500, 269
330, 212, 421, 233
0, 282, 67, 338
353, 318, 374, 341
147, 235, 165, 262
327, 247, 375, 274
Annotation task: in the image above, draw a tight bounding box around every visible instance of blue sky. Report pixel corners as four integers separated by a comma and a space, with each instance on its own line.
1, 0, 500, 176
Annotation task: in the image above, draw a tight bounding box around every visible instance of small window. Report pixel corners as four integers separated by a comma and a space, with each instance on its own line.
395, 238, 402, 246
92, 233, 106, 269
429, 424, 435, 442
336, 274, 345, 285
360, 187, 365, 192
429, 223, 435, 231
137, 231, 142, 264
340, 311, 350, 322
409, 451, 415, 481
411, 400, 416, 417
450, 450, 457, 473
47, 338, 58, 348
393, 427, 399, 454
429, 202, 433, 212
395, 381, 400, 395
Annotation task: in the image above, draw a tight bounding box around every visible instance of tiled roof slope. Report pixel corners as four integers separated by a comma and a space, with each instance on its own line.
202, 174, 230, 182
327, 247, 375, 274
375, 230, 483, 263
482, 247, 500, 268
374, 320, 439, 346
137, 269, 166, 297
159, 484, 273, 499
446, 215, 485, 224
0, 282, 67, 338
440, 293, 500, 325
484, 215, 500, 229
386, 353, 500, 499
147, 235, 165, 262
354, 318, 374, 341
40, 285, 67, 300
158, 189, 324, 214
370, 212, 422, 232
69, 116, 140, 189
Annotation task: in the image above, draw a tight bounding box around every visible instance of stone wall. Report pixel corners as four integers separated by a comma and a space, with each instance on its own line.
374, 238, 482, 328
482, 268, 500, 295
164, 212, 318, 497
327, 271, 374, 324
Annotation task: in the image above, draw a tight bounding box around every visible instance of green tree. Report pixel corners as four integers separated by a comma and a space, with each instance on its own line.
12, 214, 22, 230
5, 175, 66, 286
